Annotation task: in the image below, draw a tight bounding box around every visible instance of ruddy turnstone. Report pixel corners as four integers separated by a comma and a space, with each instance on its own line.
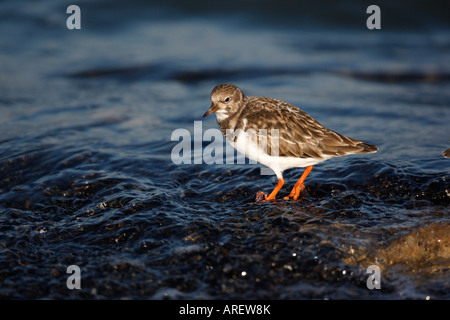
444, 148, 450, 158
202, 84, 378, 202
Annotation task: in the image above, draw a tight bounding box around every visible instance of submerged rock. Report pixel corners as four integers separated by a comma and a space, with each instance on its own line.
344, 222, 450, 274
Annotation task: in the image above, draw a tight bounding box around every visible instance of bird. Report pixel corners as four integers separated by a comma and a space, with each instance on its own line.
444, 148, 450, 158
202, 84, 378, 202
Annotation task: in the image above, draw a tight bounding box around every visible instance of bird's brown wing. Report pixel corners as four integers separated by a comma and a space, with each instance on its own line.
239, 97, 377, 159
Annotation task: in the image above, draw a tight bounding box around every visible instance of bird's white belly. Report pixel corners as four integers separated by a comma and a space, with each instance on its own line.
229, 129, 325, 178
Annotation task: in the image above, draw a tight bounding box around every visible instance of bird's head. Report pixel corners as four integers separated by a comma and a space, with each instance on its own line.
202, 84, 245, 121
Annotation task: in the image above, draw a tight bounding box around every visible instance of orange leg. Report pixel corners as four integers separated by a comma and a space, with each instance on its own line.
265, 177, 285, 201
284, 166, 313, 201
256, 177, 284, 202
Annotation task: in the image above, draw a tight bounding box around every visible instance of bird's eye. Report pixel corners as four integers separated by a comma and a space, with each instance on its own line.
224, 97, 230, 102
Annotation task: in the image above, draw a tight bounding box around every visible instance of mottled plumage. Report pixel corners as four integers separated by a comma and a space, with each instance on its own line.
443, 148, 450, 158
203, 84, 378, 201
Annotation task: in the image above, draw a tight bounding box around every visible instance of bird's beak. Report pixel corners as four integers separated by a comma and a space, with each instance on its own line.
202, 103, 220, 118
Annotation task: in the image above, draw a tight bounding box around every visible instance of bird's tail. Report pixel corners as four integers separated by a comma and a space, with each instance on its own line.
357, 142, 378, 153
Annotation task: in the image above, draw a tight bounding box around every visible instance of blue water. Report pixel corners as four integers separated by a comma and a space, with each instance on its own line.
0, 0, 449, 299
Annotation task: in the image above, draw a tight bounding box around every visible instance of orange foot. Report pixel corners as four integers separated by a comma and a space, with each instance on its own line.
283, 183, 305, 201
255, 178, 285, 203
283, 166, 313, 201
255, 191, 267, 203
